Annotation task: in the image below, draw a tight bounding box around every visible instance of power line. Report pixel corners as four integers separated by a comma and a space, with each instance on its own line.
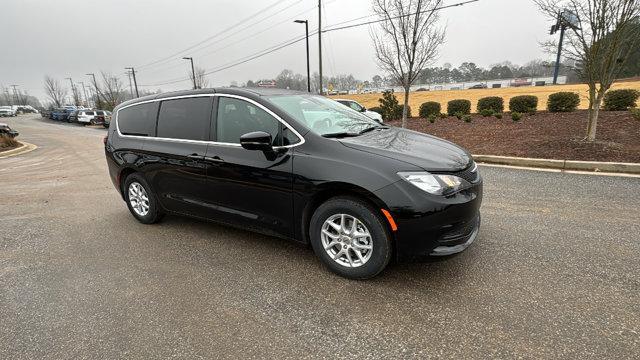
323, 0, 480, 33
138, 1, 318, 77
139, 0, 480, 87
136, 0, 291, 70
139, 32, 317, 87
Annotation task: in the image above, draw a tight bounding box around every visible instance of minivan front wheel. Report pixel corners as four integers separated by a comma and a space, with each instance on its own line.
124, 174, 164, 224
310, 197, 392, 279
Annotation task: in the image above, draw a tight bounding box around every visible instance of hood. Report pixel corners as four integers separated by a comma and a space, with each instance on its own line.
339, 127, 471, 172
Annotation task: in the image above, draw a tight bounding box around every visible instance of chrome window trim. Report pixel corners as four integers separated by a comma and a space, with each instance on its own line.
114, 93, 305, 149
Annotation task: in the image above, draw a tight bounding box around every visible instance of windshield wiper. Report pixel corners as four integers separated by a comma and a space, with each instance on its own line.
358, 126, 389, 135
322, 132, 359, 138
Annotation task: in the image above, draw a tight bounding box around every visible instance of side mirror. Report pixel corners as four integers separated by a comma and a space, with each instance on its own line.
240, 131, 273, 151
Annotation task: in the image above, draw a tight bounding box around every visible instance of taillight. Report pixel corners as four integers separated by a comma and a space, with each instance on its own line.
103, 136, 108, 145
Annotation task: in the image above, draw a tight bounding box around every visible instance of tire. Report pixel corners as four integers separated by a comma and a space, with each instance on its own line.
309, 197, 392, 279
123, 173, 164, 224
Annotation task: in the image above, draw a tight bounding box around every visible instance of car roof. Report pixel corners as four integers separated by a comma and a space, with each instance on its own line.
115, 87, 309, 110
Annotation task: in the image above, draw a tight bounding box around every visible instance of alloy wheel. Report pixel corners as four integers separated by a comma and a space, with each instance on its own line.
128, 182, 150, 217
320, 214, 373, 268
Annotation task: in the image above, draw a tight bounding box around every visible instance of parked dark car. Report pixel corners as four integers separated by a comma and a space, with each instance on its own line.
41, 109, 52, 118
469, 83, 487, 89
0, 123, 19, 138
104, 88, 482, 279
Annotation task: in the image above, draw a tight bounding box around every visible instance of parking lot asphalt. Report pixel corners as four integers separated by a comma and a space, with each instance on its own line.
1, 115, 638, 359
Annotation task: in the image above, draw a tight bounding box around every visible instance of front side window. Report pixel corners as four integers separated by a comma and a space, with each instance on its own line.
267, 95, 379, 136
156, 97, 212, 141
216, 97, 280, 144
117, 102, 157, 136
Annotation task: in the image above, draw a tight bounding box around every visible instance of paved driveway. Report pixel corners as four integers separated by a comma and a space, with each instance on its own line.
1, 115, 638, 359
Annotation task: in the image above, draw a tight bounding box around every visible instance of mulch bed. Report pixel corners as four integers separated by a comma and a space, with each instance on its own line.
386, 110, 640, 163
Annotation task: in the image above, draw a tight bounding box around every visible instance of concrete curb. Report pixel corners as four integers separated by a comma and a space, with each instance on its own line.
0, 141, 37, 159
473, 154, 640, 174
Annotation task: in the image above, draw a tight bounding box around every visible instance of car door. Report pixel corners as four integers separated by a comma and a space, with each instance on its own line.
141, 96, 214, 217
202, 95, 298, 239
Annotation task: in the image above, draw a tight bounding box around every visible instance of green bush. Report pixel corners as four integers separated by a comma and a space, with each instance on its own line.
631, 108, 640, 121
603, 89, 640, 111
511, 112, 522, 122
439, 113, 448, 119
495, 113, 503, 119
419, 101, 441, 118
378, 90, 399, 121
477, 96, 504, 113
547, 92, 580, 112
447, 99, 471, 116
480, 109, 494, 117
427, 114, 436, 123
509, 95, 538, 113
462, 114, 472, 123
377, 90, 412, 120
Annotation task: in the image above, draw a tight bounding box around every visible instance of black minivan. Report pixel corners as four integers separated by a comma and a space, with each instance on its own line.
105, 88, 482, 279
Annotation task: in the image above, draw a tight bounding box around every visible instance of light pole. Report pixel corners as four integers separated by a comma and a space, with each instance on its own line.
294, 20, 311, 93
65, 77, 77, 106
183, 57, 197, 89
86, 73, 100, 108
10, 85, 19, 104
125, 70, 134, 99
79, 81, 89, 107
125, 67, 139, 97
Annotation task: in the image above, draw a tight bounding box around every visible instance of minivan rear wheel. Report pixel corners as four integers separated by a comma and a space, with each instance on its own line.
310, 197, 392, 279
124, 173, 164, 224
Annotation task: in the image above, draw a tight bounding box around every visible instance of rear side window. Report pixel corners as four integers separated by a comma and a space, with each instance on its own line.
117, 102, 157, 136
156, 97, 212, 141
86, 111, 95, 116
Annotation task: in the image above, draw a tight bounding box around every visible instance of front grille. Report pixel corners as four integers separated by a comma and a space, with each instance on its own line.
437, 161, 480, 184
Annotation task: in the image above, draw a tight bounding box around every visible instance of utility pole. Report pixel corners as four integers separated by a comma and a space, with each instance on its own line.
79, 82, 89, 107
125, 70, 134, 99
10, 85, 19, 104
125, 67, 139, 97
86, 73, 100, 108
65, 77, 77, 106
183, 57, 197, 89
549, 9, 577, 85
294, 20, 311, 92
318, 0, 323, 95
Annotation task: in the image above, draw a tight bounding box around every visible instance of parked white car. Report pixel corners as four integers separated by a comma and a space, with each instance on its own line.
0, 106, 17, 117
335, 99, 383, 123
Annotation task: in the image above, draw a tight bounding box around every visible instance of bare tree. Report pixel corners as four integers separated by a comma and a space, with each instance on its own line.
371, 0, 446, 127
535, 0, 640, 141
99, 71, 126, 111
43, 76, 68, 107
189, 66, 209, 89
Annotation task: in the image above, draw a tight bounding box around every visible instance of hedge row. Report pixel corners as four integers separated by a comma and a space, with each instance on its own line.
377, 88, 639, 122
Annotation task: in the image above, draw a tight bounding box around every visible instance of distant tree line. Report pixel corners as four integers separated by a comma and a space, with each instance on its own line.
239, 55, 640, 93
0, 85, 42, 108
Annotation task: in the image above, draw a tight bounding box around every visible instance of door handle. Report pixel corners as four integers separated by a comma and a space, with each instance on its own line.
204, 155, 224, 163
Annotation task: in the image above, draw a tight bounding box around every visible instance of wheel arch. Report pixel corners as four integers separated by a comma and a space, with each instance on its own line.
300, 182, 396, 245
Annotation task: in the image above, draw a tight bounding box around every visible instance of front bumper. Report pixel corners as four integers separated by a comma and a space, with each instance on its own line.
374, 178, 483, 261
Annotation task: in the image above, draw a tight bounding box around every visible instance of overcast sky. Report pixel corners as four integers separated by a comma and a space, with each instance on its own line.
1, 0, 553, 103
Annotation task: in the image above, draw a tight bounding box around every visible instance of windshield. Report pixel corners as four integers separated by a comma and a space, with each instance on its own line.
267, 95, 380, 136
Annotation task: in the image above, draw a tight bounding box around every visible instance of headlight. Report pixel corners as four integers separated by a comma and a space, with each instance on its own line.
397, 171, 471, 196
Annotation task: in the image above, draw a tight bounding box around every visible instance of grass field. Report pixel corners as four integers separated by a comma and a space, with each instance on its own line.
330, 81, 640, 114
